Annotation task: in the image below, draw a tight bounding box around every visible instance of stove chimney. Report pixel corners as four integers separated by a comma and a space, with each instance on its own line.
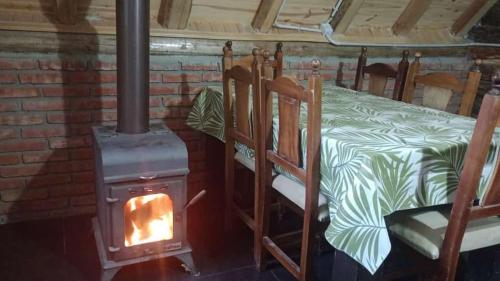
116, 0, 150, 134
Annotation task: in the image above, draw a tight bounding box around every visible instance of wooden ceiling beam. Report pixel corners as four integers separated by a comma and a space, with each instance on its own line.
56, 0, 78, 25
392, 0, 433, 36
252, 0, 285, 33
159, 0, 192, 30
330, 0, 365, 34
451, 0, 497, 37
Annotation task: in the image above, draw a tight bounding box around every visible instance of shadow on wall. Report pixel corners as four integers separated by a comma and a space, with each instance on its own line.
3, 0, 102, 223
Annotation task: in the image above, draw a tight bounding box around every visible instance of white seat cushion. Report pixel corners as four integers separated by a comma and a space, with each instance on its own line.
388, 206, 500, 260
235, 151, 256, 171
271, 175, 329, 222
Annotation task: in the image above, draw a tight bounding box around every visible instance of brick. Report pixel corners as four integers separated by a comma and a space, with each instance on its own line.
321, 73, 335, 81
150, 85, 176, 95
0, 73, 17, 83
178, 107, 192, 118
68, 72, 99, 83
0, 88, 39, 98
71, 194, 96, 206
71, 98, 116, 110
0, 154, 20, 165
50, 205, 95, 217
17, 198, 68, 211
47, 112, 91, 124
49, 183, 94, 197
48, 160, 93, 173
0, 164, 47, 177
49, 136, 93, 149
22, 126, 66, 138
27, 174, 71, 188
178, 84, 204, 95
0, 114, 44, 125
202, 72, 222, 82
150, 108, 179, 119
0, 128, 18, 140
0, 188, 48, 201
163, 73, 202, 83
19, 73, 64, 84
42, 87, 90, 97
0, 139, 46, 152
182, 63, 218, 71
151, 63, 181, 71
99, 72, 117, 83
92, 61, 117, 70
22, 150, 69, 163
93, 87, 117, 96
163, 95, 196, 106
94, 111, 117, 122
0, 178, 25, 190
72, 171, 94, 183
67, 125, 92, 136
0, 101, 18, 112
150, 97, 162, 107
150, 73, 162, 83
0, 58, 36, 70
22, 100, 68, 111
39, 60, 87, 71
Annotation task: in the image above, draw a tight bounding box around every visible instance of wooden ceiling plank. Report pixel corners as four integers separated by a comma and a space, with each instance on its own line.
392, 0, 433, 36
451, 0, 496, 37
252, 0, 285, 33
331, 0, 365, 34
159, 0, 192, 29
56, 0, 78, 25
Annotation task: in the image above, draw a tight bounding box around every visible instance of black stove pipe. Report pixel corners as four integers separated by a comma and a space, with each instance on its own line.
116, 0, 150, 134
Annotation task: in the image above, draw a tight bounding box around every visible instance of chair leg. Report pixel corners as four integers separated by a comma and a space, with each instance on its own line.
224, 144, 235, 231
298, 210, 316, 281
255, 181, 272, 271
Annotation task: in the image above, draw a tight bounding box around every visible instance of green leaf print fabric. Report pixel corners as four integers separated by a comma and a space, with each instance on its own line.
186, 85, 500, 274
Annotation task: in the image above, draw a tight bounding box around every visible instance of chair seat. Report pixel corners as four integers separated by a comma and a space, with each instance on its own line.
235, 151, 256, 171
388, 206, 500, 260
271, 175, 329, 222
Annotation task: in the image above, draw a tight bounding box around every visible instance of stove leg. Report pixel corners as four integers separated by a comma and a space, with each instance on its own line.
100, 267, 120, 281
177, 252, 200, 276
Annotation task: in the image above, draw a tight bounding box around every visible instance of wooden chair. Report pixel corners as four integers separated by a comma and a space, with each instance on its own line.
353, 47, 410, 100
401, 52, 482, 116
388, 73, 500, 281
223, 41, 283, 233
255, 60, 325, 281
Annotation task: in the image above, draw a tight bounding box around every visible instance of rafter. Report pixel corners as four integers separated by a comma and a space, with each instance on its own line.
330, 0, 365, 34
451, 0, 496, 36
252, 0, 285, 33
158, 0, 193, 30
392, 0, 433, 36
56, 0, 78, 25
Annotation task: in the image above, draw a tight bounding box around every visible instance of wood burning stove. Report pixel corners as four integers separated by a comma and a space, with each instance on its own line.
91, 1, 199, 280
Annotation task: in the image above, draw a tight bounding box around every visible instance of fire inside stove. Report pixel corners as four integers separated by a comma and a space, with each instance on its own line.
124, 193, 174, 247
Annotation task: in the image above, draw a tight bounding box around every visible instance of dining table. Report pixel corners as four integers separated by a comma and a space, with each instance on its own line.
186, 85, 500, 278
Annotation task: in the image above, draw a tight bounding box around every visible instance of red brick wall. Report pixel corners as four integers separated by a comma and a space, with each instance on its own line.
0, 52, 468, 223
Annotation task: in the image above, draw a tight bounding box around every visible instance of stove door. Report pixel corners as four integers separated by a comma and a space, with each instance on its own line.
107, 177, 185, 261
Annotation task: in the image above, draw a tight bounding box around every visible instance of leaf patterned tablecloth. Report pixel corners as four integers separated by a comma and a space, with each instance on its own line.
186, 86, 500, 273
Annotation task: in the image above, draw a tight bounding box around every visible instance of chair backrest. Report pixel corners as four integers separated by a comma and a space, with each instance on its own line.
261, 59, 322, 194
401, 53, 482, 116
222, 41, 283, 150
353, 47, 410, 100
438, 73, 500, 279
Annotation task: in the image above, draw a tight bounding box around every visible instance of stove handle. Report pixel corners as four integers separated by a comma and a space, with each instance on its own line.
108, 246, 121, 253
139, 174, 158, 180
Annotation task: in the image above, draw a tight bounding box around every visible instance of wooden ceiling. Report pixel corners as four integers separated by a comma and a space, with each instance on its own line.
0, 0, 496, 44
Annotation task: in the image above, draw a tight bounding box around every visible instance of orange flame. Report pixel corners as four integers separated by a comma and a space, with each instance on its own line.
124, 193, 174, 247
